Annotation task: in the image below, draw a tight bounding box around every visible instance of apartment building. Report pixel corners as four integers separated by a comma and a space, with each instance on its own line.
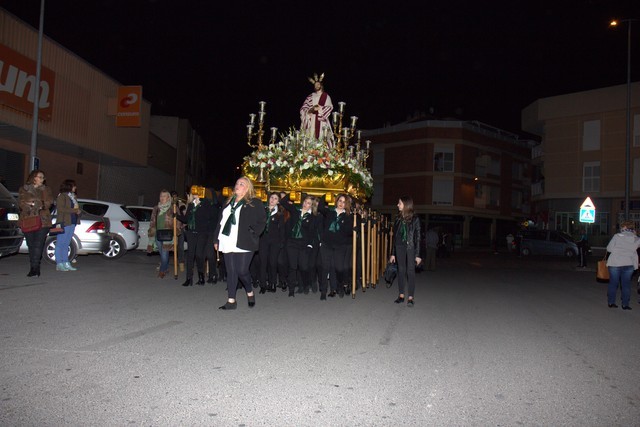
365, 119, 534, 248
522, 82, 640, 247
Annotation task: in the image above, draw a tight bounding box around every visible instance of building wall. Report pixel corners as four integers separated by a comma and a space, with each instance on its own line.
365, 120, 533, 248
0, 9, 151, 199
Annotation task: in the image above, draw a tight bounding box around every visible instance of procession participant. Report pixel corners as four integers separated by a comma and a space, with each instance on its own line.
300, 72, 334, 146
258, 192, 286, 294
214, 177, 266, 310
318, 194, 353, 300
280, 193, 322, 297
389, 196, 422, 307
177, 186, 217, 287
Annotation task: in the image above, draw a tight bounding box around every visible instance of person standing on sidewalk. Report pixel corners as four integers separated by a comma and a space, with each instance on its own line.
54, 179, 81, 272
606, 220, 640, 310
577, 228, 589, 268
389, 196, 422, 307
424, 227, 439, 271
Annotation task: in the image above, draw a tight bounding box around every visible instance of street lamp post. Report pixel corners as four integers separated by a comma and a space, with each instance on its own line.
610, 18, 637, 220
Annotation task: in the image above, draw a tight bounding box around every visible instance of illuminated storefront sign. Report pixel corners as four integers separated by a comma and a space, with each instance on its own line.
0, 43, 55, 120
116, 85, 142, 127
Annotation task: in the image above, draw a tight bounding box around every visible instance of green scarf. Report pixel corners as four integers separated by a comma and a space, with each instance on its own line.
221, 197, 245, 236
329, 212, 344, 232
264, 206, 271, 233
292, 211, 310, 239
187, 201, 200, 230
399, 220, 408, 244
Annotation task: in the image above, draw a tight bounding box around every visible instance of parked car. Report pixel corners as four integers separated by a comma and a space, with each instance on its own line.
126, 205, 153, 250
518, 229, 579, 257
18, 212, 111, 264
77, 199, 139, 259
0, 183, 22, 258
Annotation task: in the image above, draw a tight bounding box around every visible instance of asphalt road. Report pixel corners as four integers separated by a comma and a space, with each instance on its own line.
1, 250, 638, 426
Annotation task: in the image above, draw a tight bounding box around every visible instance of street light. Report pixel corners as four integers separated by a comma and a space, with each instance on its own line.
610, 18, 637, 220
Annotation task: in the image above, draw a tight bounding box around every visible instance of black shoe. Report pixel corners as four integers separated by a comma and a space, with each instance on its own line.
182, 278, 193, 287
207, 274, 217, 284
622, 305, 632, 310
394, 297, 405, 304
253, 280, 260, 289
248, 294, 256, 308
339, 289, 345, 298
407, 299, 414, 307
288, 290, 295, 297
196, 273, 205, 285
259, 287, 267, 294
27, 268, 38, 277
219, 301, 237, 310
328, 291, 336, 298
608, 303, 618, 308
320, 292, 327, 301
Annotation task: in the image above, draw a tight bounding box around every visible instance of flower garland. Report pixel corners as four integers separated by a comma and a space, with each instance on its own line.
243, 132, 373, 197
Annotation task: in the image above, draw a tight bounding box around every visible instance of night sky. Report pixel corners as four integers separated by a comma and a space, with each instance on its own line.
2, 0, 638, 185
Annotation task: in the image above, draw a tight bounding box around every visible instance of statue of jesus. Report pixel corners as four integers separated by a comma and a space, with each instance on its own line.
300, 73, 334, 147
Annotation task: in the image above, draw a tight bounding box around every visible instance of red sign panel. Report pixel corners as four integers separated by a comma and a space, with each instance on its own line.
0, 43, 56, 120
116, 86, 142, 127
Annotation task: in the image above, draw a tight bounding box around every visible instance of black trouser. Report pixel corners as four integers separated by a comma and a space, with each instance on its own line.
320, 243, 350, 293
578, 245, 588, 267
223, 251, 254, 299
184, 230, 208, 278
205, 231, 217, 278
259, 238, 281, 286
286, 239, 312, 291
395, 243, 416, 298
24, 228, 49, 269
176, 231, 185, 263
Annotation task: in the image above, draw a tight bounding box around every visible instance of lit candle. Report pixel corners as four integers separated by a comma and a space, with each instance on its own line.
259, 101, 266, 112
338, 102, 346, 113
349, 146, 354, 157
295, 130, 300, 142
342, 128, 349, 138
357, 130, 362, 141
271, 127, 277, 140
249, 113, 256, 125
350, 116, 358, 128
247, 124, 253, 136
365, 140, 371, 150
332, 111, 339, 124
258, 111, 266, 123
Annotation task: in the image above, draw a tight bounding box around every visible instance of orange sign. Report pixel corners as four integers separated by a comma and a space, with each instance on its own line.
116, 85, 142, 127
0, 43, 56, 120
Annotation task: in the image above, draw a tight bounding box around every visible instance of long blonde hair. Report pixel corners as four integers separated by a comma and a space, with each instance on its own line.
228, 176, 256, 205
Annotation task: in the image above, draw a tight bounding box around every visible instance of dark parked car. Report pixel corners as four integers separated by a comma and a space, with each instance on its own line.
518, 229, 579, 257
0, 183, 22, 258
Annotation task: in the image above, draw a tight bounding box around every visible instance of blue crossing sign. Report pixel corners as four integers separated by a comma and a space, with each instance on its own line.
579, 197, 595, 224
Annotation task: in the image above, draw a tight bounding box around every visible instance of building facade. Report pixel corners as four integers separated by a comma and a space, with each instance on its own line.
0, 9, 207, 206
522, 82, 640, 247
365, 120, 534, 248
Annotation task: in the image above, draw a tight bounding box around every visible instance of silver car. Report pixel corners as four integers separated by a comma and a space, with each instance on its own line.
77, 199, 139, 259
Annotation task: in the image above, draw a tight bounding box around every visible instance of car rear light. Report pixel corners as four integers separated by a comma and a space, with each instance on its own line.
86, 221, 107, 233
122, 220, 136, 231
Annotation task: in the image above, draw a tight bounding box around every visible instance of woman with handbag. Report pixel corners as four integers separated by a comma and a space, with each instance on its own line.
149, 190, 175, 279
54, 179, 81, 272
606, 220, 640, 310
18, 169, 54, 277
389, 196, 422, 307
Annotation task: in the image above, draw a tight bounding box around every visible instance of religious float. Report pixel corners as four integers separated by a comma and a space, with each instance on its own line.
233, 74, 374, 206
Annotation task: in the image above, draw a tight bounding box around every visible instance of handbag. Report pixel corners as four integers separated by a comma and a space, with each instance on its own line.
596, 255, 609, 282
155, 228, 174, 242
383, 262, 397, 288
49, 222, 65, 235
19, 215, 42, 233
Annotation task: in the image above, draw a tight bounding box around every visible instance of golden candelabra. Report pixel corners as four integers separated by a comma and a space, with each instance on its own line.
246, 101, 278, 150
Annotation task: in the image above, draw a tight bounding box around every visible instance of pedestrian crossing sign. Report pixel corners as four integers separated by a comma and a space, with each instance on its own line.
579, 197, 596, 223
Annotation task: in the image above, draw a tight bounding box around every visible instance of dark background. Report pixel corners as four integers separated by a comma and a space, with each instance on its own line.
2, 0, 638, 185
